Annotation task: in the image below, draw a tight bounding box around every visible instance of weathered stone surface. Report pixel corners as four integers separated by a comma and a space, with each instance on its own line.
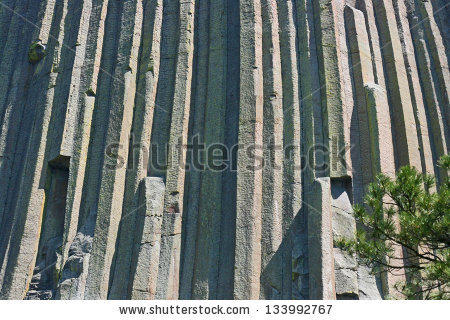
364, 83, 396, 178
345, 4, 375, 191
130, 177, 165, 300
277, 0, 302, 298
155, 211, 182, 300
392, 0, 435, 178
260, 0, 284, 300
233, 0, 264, 300
331, 181, 358, 300
0, 0, 447, 300
313, 0, 348, 178
83, 0, 144, 300
57, 232, 93, 300
372, 0, 422, 169
357, 265, 383, 300
109, 0, 163, 300
307, 178, 335, 300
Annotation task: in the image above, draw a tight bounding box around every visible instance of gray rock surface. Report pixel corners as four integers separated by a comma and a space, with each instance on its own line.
0, 0, 447, 300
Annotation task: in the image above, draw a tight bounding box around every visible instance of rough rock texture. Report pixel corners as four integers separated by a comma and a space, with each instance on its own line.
307, 178, 336, 300
0, 0, 448, 300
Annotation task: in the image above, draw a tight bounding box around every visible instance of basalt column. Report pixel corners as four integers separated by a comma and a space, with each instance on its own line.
0, 0, 448, 300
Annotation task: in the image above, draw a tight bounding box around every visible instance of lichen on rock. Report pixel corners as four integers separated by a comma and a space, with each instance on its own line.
28, 40, 46, 64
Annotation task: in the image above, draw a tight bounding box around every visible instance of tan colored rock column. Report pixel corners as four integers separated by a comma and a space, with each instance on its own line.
307, 178, 336, 300
372, 0, 422, 169
234, 0, 264, 300
365, 85, 396, 178
405, 0, 449, 184
312, 0, 348, 178
345, 5, 375, 189
295, 0, 321, 298
392, 0, 434, 177
355, 0, 386, 87
47, 0, 94, 162
365, 84, 406, 299
345, 4, 406, 298
419, 0, 450, 134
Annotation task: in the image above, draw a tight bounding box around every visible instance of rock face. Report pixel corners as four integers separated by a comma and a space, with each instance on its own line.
0, 0, 448, 300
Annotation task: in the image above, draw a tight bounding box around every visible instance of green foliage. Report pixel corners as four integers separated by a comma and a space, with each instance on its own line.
337, 155, 450, 299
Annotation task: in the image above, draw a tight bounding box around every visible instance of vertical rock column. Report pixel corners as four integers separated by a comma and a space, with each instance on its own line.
0, 0, 70, 299
191, 0, 228, 300
35, 0, 95, 295
234, 0, 264, 300
108, 0, 163, 299
260, 0, 284, 300
345, 5, 376, 190
57, 0, 114, 299
406, 0, 449, 185
364, 85, 396, 180
276, 0, 302, 300
352, 0, 387, 206
355, 0, 387, 88
307, 178, 335, 300
333, 0, 355, 179
346, 3, 396, 182
129, 178, 165, 300
0, 0, 46, 246
314, 2, 355, 298
312, 0, 348, 177
346, 4, 403, 299
344, 6, 376, 299
347, 6, 403, 294
60, 0, 109, 272
155, 0, 196, 300
83, 0, 143, 299
331, 180, 359, 300
47, 0, 93, 163
418, 0, 450, 137
216, 0, 240, 299
178, 0, 210, 299
365, 84, 406, 300
295, 0, 322, 298
372, 0, 424, 298
372, 0, 421, 169
27, 2, 95, 294
392, 0, 434, 177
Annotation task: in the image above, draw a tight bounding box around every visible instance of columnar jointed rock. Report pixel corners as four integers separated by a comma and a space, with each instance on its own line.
108, 0, 163, 299
0, 0, 448, 300
130, 177, 165, 300
156, 0, 196, 300
234, 0, 264, 300
307, 178, 335, 300
83, 0, 144, 300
